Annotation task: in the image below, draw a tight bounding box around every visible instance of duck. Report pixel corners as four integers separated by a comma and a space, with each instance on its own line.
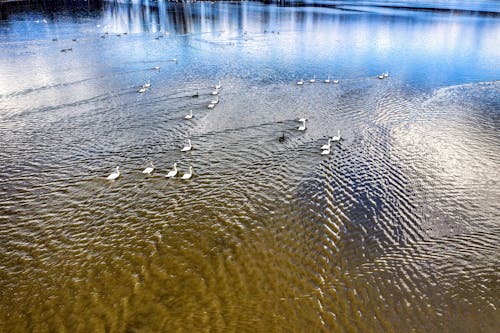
107, 166, 121, 180
142, 162, 155, 175
181, 139, 192, 152
325, 76, 331, 83
297, 78, 304, 85
191, 91, 199, 98
182, 166, 193, 180
165, 163, 178, 178
309, 75, 316, 83
215, 81, 222, 89
279, 132, 286, 143
321, 138, 332, 150
184, 110, 193, 119
332, 130, 341, 142
298, 119, 306, 131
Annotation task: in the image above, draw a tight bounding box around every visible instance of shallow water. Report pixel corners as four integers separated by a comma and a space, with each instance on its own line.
0, 1, 499, 331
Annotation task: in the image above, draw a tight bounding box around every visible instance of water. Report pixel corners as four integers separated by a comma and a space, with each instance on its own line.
0, 1, 499, 331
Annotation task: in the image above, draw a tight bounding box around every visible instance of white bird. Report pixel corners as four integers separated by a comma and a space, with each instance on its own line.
321, 138, 332, 150
298, 116, 307, 122
215, 80, 222, 89
181, 139, 192, 152
211, 96, 219, 104
384, 72, 389, 77
152, 66, 160, 70
184, 110, 193, 119
325, 76, 331, 83
138, 87, 147, 93
309, 75, 316, 83
297, 78, 304, 85
107, 166, 121, 180
333, 79, 339, 84
332, 130, 341, 142
165, 163, 178, 178
143, 81, 151, 88
142, 162, 155, 174
207, 103, 215, 109
321, 147, 330, 155
182, 166, 193, 180
298, 119, 306, 131
378, 74, 384, 79
211, 89, 219, 95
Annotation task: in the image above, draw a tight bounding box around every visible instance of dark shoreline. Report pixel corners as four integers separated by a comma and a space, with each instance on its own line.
0, 0, 103, 19
2, 0, 499, 19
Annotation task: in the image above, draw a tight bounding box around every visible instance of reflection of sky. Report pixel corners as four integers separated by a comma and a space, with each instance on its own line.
94, 1, 500, 86
0, 1, 499, 92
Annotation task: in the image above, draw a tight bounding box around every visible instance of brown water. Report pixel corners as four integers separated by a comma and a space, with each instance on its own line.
0, 1, 499, 332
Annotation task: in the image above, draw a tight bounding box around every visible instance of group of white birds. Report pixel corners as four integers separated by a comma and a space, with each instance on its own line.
295, 72, 390, 153
138, 80, 151, 93
106, 162, 193, 181
107, 80, 225, 181
297, 75, 340, 85
296, 118, 342, 155
208, 80, 222, 109
378, 72, 389, 79
108, 72, 355, 181
297, 72, 388, 85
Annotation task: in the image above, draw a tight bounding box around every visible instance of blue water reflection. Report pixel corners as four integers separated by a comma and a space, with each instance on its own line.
0, 0, 499, 90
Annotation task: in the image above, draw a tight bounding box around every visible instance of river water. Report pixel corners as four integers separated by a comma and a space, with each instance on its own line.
0, 1, 499, 331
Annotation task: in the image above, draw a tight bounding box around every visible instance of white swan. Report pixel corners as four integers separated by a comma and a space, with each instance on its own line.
207, 103, 215, 109
138, 87, 147, 93
165, 163, 178, 178
321, 138, 332, 150
332, 130, 341, 142
143, 81, 151, 88
378, 74, 384, 79
107, 166, 120, 180
325, 76, 331, 83
215, 81, 222, 89
321, 147, 330, 155
297, 78, 304, 85
211, 89, 219, 95
309, 75, 316, 83
298, 119, 306, 131
184, 110, 193, 119
181, 139, 192, 152
333, 79, 339, 84
211, 96, 219, 104
142, 162, 155, 174
182, 166, 193, 180
384, 72, 389, 77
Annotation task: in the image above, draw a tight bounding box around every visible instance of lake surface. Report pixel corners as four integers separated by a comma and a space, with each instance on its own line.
0, 0, 499, 331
